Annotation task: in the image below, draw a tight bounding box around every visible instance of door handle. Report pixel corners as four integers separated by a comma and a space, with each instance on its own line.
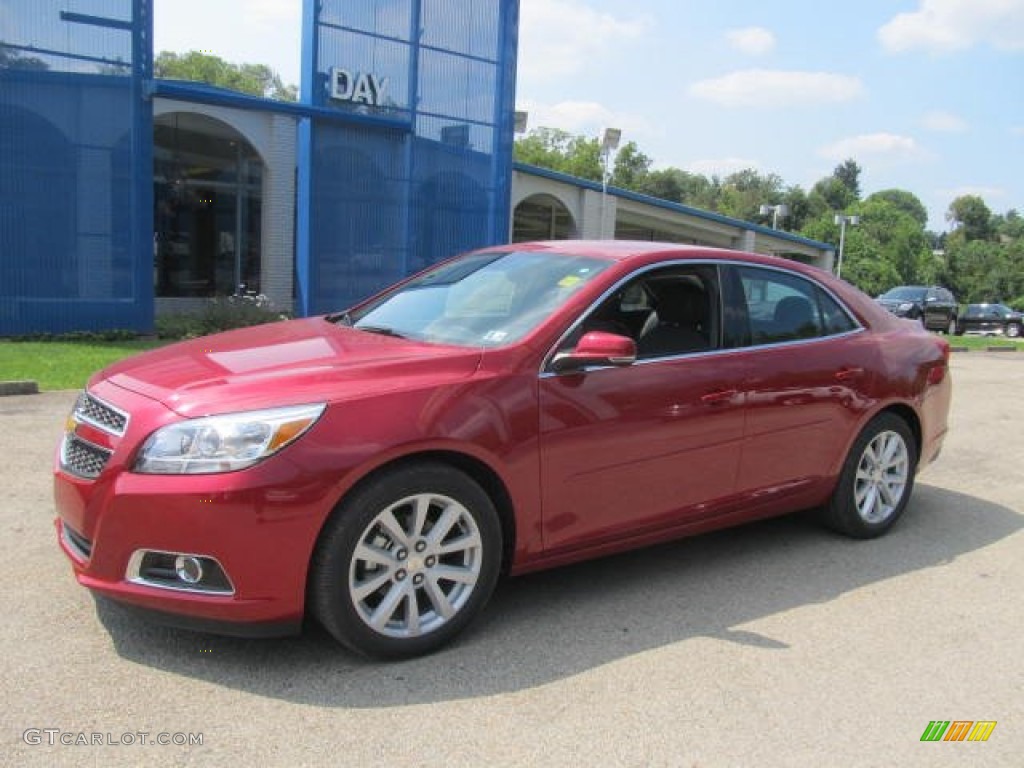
834, 367, 864, 382
701, 388, 738, 405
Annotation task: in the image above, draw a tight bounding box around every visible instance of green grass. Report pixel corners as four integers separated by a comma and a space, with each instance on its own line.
0, 339, 167, 391
946, 333, 1020, 351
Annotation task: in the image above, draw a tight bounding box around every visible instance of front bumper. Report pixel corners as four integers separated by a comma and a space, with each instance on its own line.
53, 382, 338, 632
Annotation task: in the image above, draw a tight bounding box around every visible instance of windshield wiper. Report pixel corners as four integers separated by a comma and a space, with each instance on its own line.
356, 325, 408, 339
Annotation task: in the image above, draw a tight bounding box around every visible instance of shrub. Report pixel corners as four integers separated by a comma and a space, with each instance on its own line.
156, 294, 291, 339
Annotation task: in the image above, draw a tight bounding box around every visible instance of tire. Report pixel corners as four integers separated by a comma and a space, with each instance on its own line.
820, 413, 917, 539
1007, 323, 1021, 339
310, 463, 502, 659
946, 317, 957, 335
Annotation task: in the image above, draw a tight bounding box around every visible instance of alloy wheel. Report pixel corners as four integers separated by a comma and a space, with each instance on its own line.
853, 430, 910, 524
348, 493, 483, 639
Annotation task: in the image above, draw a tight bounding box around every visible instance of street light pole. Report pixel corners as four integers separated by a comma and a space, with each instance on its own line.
599, 128, 621, 239
834, 213, 860, 279
759, 203, 789, 230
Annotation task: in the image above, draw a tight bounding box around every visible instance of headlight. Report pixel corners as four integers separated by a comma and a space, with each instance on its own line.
898, 302, 915, 312
134, 404, 326, 474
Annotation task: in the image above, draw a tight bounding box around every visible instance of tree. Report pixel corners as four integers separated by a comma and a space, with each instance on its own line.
513, 128, 602, 182
833, 159, 862, 200
994, 209, 1024, 240
779, 186, 816, 231
811, 176, 857, 212
611, 141, 651, 189
866, 189, 928, 229
716, 168, 784, 222
636, 168, 716, 207
155, 51, 297, 101
946, 195, 993, 241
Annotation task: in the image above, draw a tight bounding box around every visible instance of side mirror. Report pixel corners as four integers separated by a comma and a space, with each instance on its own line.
550, 331, 637, 373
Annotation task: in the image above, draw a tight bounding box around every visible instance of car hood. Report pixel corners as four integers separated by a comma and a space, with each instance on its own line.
98, 318, 483, 417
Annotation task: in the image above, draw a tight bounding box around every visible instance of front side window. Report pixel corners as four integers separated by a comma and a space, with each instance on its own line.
736, 266, 857, 345
561, 265, 721, 360
341, 250, 611, 347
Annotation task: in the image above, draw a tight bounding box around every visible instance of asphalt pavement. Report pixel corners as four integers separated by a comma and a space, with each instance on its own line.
2, 353, 1021, 767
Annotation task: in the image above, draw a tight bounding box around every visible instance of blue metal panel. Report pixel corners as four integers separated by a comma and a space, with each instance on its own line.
0, 0, 153, 335
318, 1, 414, 40
420, 0, 500, 59
298, 0, 520, 316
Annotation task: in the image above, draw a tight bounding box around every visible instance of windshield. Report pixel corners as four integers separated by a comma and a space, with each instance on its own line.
880, 287, 926, 301
340, 250, 612, 347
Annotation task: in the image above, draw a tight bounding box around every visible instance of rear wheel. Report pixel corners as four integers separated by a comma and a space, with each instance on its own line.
821, 413, 917, 538
946, 316, 957, 335
310, 463, 502, 658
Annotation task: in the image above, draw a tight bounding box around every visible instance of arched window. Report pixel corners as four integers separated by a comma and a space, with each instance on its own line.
153, 112, 263, 297
513, 194, 576, 242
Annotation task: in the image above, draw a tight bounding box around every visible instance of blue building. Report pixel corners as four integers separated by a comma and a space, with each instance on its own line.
1, 1, 832, 336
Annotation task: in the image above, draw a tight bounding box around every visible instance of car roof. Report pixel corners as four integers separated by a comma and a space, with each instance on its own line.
487, 239, 823, 272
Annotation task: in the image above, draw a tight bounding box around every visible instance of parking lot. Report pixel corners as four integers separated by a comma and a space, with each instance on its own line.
3, 353, 1021, 767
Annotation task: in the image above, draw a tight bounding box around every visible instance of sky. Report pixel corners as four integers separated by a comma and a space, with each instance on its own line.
153, 0, 1024, 232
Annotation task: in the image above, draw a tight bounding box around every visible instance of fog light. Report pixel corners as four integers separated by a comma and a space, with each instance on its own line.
127, 550, 235, 594
174, 555, 204, 584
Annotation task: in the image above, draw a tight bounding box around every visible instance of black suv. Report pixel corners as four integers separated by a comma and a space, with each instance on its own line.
876, 286, 958, 334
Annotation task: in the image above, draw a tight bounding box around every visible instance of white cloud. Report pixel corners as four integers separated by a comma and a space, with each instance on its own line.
519, 0, 651, 80
818, 133, 925, 162
878, 0, 1024, 54
516, 99, 655, 139
689, 69, 865, 108
685, 157, 762, 177
726, 27, 776, 56
938, 184, 1006, 200
249, 0, 298, 24
922, 110, 969, 133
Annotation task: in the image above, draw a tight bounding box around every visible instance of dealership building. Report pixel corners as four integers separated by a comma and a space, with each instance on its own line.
0, 1, 834, 336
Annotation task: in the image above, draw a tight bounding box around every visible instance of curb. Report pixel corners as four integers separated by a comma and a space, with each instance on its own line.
949, 346, 1017, 353
0, 380, 40, 396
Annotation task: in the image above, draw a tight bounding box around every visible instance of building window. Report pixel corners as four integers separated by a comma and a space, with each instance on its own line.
513, 194, 576, 242
154, 112, 263, 297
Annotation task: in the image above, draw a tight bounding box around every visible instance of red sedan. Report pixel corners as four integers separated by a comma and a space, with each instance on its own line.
54, 242, 952, 658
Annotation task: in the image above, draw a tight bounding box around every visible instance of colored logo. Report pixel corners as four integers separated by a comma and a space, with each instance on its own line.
920, 721, 997, 742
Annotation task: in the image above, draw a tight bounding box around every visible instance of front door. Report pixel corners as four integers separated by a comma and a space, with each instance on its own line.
538, 264, 746, 552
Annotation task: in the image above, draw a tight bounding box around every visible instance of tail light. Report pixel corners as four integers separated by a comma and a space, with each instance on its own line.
927, 339, 950, 386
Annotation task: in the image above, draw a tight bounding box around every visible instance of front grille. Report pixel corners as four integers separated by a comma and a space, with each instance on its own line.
74, 392, 128, 436
62, 523, 93, 561
61, 434, 112, 479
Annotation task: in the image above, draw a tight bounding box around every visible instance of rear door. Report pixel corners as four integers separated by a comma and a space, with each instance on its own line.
724, 265, 878, 506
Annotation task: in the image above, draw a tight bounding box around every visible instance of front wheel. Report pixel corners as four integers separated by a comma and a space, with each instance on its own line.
820, 413, 917, 538
310, 463, 502, 658
1007, 322, 1021, 338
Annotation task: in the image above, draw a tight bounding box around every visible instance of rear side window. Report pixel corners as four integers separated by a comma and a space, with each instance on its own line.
734, 266, 857, 346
